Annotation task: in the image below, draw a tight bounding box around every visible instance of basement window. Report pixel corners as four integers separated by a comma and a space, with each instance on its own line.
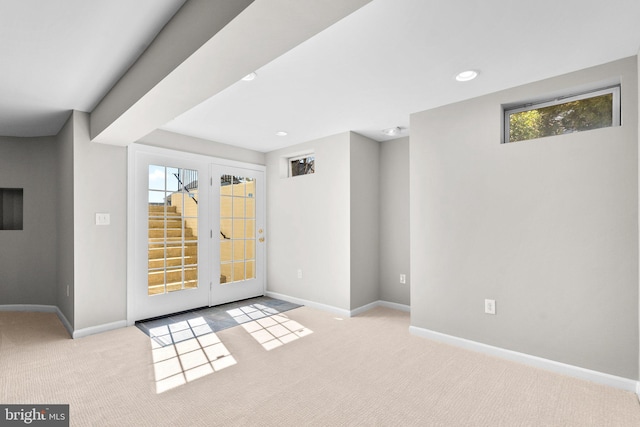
289, 154, 315, 177
504, 85, 620, 143
0, 188, 24, 230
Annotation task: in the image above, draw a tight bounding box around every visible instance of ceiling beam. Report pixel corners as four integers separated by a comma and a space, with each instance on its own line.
90, 0, 372, 146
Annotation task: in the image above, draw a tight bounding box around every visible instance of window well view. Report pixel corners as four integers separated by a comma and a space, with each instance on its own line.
505, 86, 620, 143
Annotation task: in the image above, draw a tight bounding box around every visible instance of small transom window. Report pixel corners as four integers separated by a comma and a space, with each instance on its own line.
504, 85, 620, 143
289, 154, 315, 177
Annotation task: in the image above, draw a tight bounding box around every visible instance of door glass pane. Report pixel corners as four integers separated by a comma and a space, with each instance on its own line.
166, 167, 180, 192
148, 243, 165, 269
220, 219, 232, 240
233, 240, 245, 261
220, 196, 232, 217
246, 260, 255, 280
232, 198, 245, 218
233, 262, 246, 281
148, 191, 166, 210
232, 219, 245, 239
220, 175, 256, 284
246, 197, 255, 219
245, 240, 255, 260
232, 179, 246, 196
148, 165, 198, 296
245, 220, 255, 239
220, 263, 232, 284
220, 240, 232, 262
149, 165, 166, 191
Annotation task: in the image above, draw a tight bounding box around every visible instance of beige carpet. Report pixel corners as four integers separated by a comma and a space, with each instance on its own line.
1, 306, 639, 426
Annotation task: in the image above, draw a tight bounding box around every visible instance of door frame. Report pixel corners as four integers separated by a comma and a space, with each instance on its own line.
126, 143, 267, 326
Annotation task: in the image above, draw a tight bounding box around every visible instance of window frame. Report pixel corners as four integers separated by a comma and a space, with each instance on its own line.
288, 153, 315, 177
503, 85, 621, 144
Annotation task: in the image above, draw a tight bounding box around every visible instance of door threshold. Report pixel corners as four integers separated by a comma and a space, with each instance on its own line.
135, 295, 301, 337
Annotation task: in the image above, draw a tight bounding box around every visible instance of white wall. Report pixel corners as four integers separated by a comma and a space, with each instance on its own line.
54, 113, 270, 332
56, 115, 74, 324
350, 133, 380, 309
637, 52, 640, 381
266, 132, 351, 310
0, 135, 59, 306
72, 112, 128, 329
266, 131, 392, 311
379, 136, 410, 306
410, 57, 639, 379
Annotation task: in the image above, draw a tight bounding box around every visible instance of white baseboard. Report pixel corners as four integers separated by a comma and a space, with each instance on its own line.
265, 293, 411, 318
265, 291, 352, 317
54, 307, 74, 337
72, 320, 128, 339
350, 300, 411, 316
350, 301, 379, 316
409, 325, 639, 394
378, 300, 411, 312
0, 304, 59, 313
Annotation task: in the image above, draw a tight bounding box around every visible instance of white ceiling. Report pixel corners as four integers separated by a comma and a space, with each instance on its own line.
0, 0, 185, 137
2, 0, 640, 152
162, 0, 640, 151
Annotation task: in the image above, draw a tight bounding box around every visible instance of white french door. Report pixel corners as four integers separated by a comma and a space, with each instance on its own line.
128, 145, 265, 322
210, 164, 265, 306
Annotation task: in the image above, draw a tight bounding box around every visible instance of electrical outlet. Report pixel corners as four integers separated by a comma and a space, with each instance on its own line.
400, 274, 406, 284
95, 213, 110, 225
484, 299, 496, 315
297, 269, 303, 279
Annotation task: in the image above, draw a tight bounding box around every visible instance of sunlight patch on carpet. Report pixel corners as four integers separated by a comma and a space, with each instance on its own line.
149, 316, 236, 393
228, 304, 313, 351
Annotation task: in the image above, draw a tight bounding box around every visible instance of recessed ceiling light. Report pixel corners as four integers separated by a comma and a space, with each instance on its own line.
382, 127, 401, 136
275, 131, 288, 136
455, 70, 478, 82
241, 72, 257, 81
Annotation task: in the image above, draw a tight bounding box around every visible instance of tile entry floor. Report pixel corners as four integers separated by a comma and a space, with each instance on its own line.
135, 296, 301, 341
